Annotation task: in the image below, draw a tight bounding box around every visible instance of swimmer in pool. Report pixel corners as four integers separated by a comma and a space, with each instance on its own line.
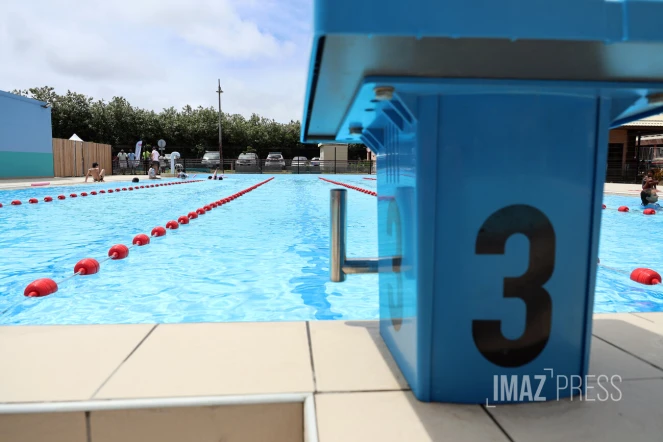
641, 170, 659, 205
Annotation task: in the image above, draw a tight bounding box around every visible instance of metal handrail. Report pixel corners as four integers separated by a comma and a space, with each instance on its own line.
330, 189, 403, 282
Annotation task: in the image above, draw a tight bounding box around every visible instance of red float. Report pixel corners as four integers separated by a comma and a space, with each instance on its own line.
58, 195, 66, 200
28, 198, 38, 204
196, 208, 205, 215
204, 205, 212, 211
11, 200, 21, 205
81, 192, 88, 197
122, 188, 127, 191
151, 226, 167, 237
188, 211, 198, 219
630, 268, 661, 285
24, 278, 58, 297
74, 258, 100, 275
166, 220, 179, 230
618, 206, 629, 212
99, 190, 106, 194
115, 188, 121, 192
644, 208, 656, 215
602, 204, 606, 209
128, 187, 133, 191
178, 215, 190, 225
108, 244, 130, 259
108, 189, 114, 193
132, 234, 150, 246
0, 203, 2, 208
70, 193, 77, 198
44, 196, 53, 202
91, 191, 97, 195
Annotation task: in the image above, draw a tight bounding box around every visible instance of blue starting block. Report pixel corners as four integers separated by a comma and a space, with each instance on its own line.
304, 0, 663, 403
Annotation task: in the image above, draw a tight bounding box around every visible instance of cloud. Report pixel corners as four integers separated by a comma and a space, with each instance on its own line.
0, 0, 313, 123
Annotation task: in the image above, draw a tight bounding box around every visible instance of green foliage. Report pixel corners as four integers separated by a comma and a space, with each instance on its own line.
10, 86, 368, 159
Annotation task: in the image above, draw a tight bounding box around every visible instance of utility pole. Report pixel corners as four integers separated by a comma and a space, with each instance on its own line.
216, 79, 224, 173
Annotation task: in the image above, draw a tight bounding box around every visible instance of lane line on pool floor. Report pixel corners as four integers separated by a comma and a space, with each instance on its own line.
0, 179, 205, 208
20, 177, 275, 298
318, 177, 377, 196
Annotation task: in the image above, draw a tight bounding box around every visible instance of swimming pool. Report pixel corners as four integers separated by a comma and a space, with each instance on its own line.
0, 178, 661, 325
0, 175, 378, 325
598, 194, 663, 313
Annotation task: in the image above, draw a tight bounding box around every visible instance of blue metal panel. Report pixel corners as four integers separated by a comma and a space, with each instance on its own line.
0, 91, 53, 154
429, 92, 600, 403
300, 0, 663, 143
315, 0, 623, 41
313, 0, 663, 42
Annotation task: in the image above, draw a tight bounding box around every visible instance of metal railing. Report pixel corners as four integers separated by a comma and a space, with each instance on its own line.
111, 159, 377, 175
329, 189, 403, 282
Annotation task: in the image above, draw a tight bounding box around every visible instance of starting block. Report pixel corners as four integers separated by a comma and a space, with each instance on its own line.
304, 0, 663, 403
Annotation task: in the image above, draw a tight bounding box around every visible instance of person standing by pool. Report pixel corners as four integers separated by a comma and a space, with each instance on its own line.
641, 170, 659, 205
151, 147, 160, 175
84, 162, 105, 182
128, 151, 136, 174
117, 150, 128, 174
142, 149, 150, 174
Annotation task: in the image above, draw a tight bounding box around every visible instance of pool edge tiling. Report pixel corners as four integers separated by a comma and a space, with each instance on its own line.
0, 314, 662, 442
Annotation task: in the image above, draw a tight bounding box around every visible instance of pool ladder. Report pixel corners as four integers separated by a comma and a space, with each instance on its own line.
329, 189, 403, 282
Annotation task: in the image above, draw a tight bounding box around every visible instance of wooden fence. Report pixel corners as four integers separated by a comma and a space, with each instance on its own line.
52, 139, 113, 177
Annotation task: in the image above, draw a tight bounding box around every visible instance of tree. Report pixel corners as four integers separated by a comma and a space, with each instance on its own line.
9, 86, 365, 158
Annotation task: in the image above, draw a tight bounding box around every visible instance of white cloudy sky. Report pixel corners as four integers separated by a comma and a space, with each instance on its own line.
0, 0, 313, 123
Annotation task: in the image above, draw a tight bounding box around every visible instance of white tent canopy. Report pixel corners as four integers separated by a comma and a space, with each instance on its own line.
69, 134, 84, 142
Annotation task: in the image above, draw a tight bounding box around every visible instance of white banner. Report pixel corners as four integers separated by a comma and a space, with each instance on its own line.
135, 141, 142, 165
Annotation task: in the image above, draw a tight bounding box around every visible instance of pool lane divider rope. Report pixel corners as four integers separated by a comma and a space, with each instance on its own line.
603, 204, 658, 215
319, 177, 377, 196
23, 177, 275, 298
0, 180, 205, 208
598, 262, 662, 286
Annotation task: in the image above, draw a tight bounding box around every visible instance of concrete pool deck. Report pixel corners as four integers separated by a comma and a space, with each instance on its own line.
0, 314, 662, 442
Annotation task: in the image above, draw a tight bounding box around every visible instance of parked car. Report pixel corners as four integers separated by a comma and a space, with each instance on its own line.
237, 152, 259, 167
291, 156, 308, 168
310, 157, 320, 167
265, 152, 285, 169
201, 151, 221, 168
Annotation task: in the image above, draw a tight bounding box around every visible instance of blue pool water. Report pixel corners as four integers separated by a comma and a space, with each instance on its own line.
0, 175, 378, 325
598, 194, 663, 313
0, 178, 661, 325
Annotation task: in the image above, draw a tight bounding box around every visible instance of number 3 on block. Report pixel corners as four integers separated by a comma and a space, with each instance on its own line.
473, 204, 555, 368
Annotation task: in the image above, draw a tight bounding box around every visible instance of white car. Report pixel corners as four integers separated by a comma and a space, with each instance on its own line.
237, 152, 259, 167
310, 157, 320, 167
291, 156, 308, 168
265, 152, 285, 169
201, 151, 221, 168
